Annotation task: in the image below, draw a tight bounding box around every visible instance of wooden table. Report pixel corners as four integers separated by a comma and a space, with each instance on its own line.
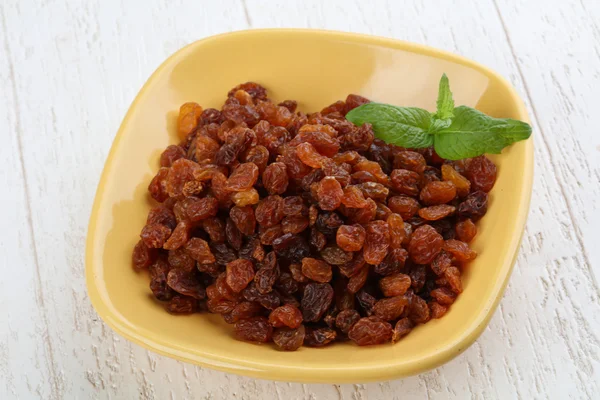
1, 0, 598, 398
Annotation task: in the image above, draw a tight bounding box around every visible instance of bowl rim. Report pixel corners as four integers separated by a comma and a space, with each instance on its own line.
86, 28, 534, 383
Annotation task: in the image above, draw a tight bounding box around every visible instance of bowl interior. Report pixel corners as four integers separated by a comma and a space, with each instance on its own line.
87, 30, 532, 383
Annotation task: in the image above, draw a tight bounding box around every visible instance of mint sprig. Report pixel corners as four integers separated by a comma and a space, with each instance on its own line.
345, 74, 531, 160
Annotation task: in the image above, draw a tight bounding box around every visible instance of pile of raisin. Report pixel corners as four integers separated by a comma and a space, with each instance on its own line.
132, 82, 497, 350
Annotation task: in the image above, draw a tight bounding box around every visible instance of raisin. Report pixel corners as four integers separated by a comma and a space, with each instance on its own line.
140, 224, 171, 248
281, 215, 309, 234
255, 195, 285, 227
315, 211, 344, 236
234, 317, 273, 343
387, 213, 405, 249
160, 145, 186, 168
200, 108, 223, 125
282, 196, 305, 216
226, 162, 259, 191
363, 220, 390, 265
408, 225, 443, 264
132, 240, 157, 270
353, 160, 389, 185
185, 238, 216, 264
455, 219, 477, 242
420, 181, 457, 205
186, 197, 219, 222
431, 250, 452, 276
374, 248, 408, 276
166, 159, 200, 197
168, 248, 196, 271
379, 273, 412, 297
390, 169, 420, 196
373, 296, 408, 321
347, 198, 377, 224
269, 304, 303, 328
408, 295, 430, 324
466, 155, 497, 192
149, 257, 174, 301
162, 220, 191, 250
273, 325, 305, 351
388, 196, 420, 220
391, 318, 414, 342
259, 224, 284, 245
167, 269, 206, 299
177, 102, 202, 139
301, 283, 334, 322
201, 217, 226, 243
296, 142, 329, 168
393, 151, 426, 174
278, 100, 298, 113
224, 301, 263, 324
339, 252, 366, 278
320, 246, 353, 265
430, 302, 448, 319
340, 123, 374, 152
289, 262, 309, 283
308, 228, 326, 252
422, 166, 442, 185
347, 265, 369, 293
304, 327, 337, 347
147, 206, 176, 228
165, 295, 198, 314
272, 233, 310, 262
341, 185, 369, 208
409, 264, 427, 292
430, 287, 457, 305
356, 290, 376, 316
317, 176, 344, 211
225, 259, 255, 293
301, 258, 332, 283
148, 168, 170, 202
254, 252, 280, 294
243, 145, 269, 174
229, 206, 256, 235
355, 182, 389, 202
443, 239, 477, 263
348, 317, 393, 345
441, 164, 470, 197
418, 204, 456, 221
336, 224, 366, 252
262, 162, 289, 195
458, 191, 488, 220
288, 131, 340, 157
276, 272, 299, 296
195, 135, 220, 162
345, 94, 370, 111
334, 309, 360, 333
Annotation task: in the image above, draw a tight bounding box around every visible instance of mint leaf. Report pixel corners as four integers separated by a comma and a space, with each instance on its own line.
434, 73, 454, 120
346, 103, 433, 148
433, 106, 532, 160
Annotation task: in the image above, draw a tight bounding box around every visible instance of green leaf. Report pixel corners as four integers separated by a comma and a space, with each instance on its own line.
434, 106, 532, 160
346, 103, 434, 148
435, 73, 454, 120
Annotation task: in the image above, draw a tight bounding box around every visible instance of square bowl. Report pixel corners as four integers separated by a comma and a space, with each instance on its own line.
86, 29, 533, 383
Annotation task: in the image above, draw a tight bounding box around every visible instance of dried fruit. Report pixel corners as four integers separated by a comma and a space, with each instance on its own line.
441, 164, 470, 197
185, 238, 215, 264
420, 181, 457, 205
262, 162, 289, 195
304, 327, 337, 347
408, 225, 443, 264
379, 273, 411, 297
336, 224, 366, 252
301, 258, 332, 283
458, 191, 488, 220
132, 240, 157, 270
301, 283, 334, 322
455, 219, 477, 242
443, 239, 477, 262
273, 325, 305, 351
363, 220, 390, 265
348, 317, 393, 345
234, 317, 273, 343
466, 155, 497, 192
167, 269, 206, 299
269, 304, 303, 328
317, 177, 344, 211
392, 318, 414, 342
226, 162, 259, 191
418, 204, 456, 221
226, 259, 255, 293
140, 224, 172, 248
255, 195, 285, 227
373, 296, 408, 321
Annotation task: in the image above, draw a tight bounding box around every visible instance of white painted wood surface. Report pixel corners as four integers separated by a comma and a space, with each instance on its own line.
1, 0, 598, 398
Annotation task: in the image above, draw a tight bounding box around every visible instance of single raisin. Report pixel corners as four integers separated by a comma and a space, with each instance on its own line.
348, 317, 393, 345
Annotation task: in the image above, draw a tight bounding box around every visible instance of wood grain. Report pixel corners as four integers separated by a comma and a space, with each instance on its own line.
0, 0, 598, 398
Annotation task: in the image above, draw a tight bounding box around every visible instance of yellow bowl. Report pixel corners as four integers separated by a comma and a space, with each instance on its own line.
86, 29, 533, 383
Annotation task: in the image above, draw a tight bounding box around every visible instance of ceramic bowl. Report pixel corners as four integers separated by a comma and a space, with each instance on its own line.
86, 29, 533, 383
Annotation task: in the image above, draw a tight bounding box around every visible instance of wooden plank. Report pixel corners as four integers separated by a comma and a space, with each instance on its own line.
0, 0, 597, 398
